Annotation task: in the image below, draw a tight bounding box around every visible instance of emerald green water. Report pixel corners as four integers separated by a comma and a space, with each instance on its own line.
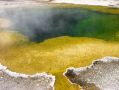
71, 12, 119, 40
2, 8, 119, 41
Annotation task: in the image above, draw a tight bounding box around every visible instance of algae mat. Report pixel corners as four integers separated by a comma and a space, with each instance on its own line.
1, 36, 119, 90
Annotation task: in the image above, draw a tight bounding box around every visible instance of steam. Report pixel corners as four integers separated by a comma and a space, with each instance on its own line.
0, 7, 53, 41
0, 7, 80, 42
0, 3, 118, 43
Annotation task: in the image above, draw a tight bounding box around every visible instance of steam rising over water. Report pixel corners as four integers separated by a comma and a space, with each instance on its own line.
0, 7, 119, 42
0, 0, 119, 48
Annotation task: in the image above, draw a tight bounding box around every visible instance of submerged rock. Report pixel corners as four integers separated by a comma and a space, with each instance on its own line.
64, 57, 119, 90
0, 64, 55, 90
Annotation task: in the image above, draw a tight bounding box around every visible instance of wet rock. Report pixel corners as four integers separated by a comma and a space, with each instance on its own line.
64, 57, 119, 90
0, 64, 55, 90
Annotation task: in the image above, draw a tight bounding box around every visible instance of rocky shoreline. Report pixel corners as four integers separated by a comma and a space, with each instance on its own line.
65, 57, 119, 90
0, 64, 55, 90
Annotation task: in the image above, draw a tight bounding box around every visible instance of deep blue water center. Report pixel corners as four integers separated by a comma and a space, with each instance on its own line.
1, 7, 119, 42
